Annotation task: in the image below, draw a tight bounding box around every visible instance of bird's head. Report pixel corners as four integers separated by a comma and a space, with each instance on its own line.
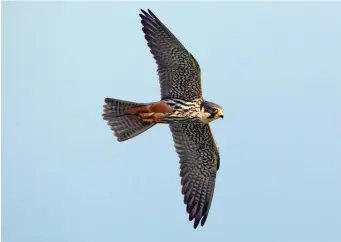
199, 100, 224, 124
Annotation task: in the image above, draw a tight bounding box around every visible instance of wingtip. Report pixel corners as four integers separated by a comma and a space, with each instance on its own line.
201, 215, 207, 226
147, 9, 157, 19
192, 217, 207, 229
140, 9, 157, 18
140, 9, 148, 16
193, 219, 200, 229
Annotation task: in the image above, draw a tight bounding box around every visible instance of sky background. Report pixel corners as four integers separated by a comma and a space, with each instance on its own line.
2, 2, 341, 242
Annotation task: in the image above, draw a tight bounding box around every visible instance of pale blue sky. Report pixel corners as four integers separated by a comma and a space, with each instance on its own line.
2, 2, 341, 242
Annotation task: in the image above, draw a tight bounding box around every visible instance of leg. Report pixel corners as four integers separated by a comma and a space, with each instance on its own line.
137, 112, 167, 124
135, 113, 154, 123
138, 113, 154, 119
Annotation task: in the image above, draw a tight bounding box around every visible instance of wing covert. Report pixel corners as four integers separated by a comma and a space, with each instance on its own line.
139, 9, 202, 101
169, 121, 220, 228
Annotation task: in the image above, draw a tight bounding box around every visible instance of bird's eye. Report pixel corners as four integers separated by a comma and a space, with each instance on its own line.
211, 108, 217, 113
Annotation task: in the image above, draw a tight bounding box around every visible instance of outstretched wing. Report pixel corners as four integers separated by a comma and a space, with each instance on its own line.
139, 9, 202, 101
169, 121, 220, 228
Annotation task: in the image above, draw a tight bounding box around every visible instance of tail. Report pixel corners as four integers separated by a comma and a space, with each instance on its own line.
102, 98, 155, 142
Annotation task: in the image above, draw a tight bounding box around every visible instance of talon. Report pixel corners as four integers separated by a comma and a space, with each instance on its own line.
138, 112, 154, 119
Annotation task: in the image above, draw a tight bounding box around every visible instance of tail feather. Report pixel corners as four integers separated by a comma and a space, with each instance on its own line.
102, 98, 155, 142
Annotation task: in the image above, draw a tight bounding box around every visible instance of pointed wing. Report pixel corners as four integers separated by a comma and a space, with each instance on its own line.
140, 9, 202, 101
169, 121, 220, 228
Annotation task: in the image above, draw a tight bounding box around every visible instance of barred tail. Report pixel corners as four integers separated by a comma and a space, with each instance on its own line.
102, 98, 155, 142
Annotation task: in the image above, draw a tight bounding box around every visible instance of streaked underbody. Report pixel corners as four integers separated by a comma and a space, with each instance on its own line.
102, 9, 224, 229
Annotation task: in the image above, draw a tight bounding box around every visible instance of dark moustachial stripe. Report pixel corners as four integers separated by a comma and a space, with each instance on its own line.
103, 9, 222, 229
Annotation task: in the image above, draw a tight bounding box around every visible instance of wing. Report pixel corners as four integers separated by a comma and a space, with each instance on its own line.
170, 121, 220, 228
139, 9, 202, 101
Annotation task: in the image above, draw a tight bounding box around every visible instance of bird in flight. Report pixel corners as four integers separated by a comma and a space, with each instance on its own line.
103, 9, 223, 229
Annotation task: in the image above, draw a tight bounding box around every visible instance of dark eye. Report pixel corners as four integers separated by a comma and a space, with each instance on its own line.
211, 108, 217, 113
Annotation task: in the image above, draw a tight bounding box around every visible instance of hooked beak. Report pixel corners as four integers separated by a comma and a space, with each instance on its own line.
217, 109, 224, 119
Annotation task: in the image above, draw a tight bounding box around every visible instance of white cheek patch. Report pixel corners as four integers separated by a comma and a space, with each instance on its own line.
199, 110, 212, 124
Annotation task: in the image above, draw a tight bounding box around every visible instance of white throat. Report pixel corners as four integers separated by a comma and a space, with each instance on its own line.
199, 107, 213, 124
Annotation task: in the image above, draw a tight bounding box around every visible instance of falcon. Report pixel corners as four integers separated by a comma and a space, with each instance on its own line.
103, 9, 224, 228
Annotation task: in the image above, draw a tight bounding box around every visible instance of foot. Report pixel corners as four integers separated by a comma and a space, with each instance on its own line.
137, 113, 155, 123
138, 113, 154, 119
